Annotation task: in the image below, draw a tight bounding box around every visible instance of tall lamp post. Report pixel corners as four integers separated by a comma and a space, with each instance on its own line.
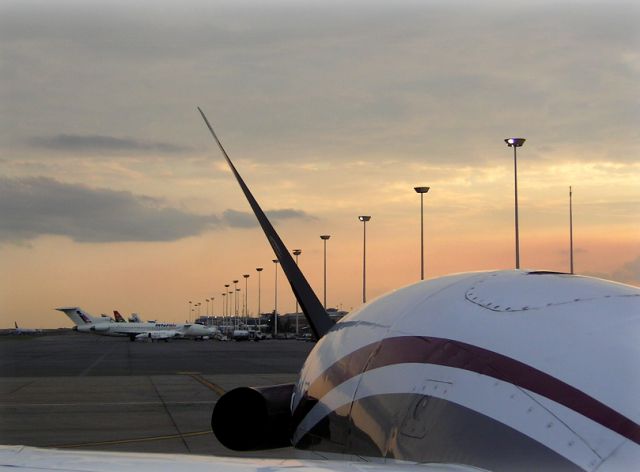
256, 267, 263, 317
414, 186, 430, 280
358, 216, 371, 304
235, 288, 241, 328
569, 186, 574, 275
293, 249, 302, 335
233, 280, 239, 317
221, 293, 226, 318
243, 274, 250, 322
320, 235, 331, 309
505, 138, 526, 269
224, 284, 230, 318
272, 259, 279, 337
188, 301, 192, 323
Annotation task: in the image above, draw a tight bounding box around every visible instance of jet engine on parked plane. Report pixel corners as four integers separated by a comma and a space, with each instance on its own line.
212, 384, 294, 451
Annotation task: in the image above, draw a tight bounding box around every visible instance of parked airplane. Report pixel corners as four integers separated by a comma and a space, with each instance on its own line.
231, 329, 265, 341
128, 313, 142, 323
113, 311, 127, 323
12, 322, 42, 335
57, 307, 217, 341
2, 111, 637, 471
199, 108, 640, 470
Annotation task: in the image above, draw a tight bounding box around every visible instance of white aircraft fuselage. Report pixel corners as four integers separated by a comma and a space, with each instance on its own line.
287, 270, 640, 470
56, 307, 215, 340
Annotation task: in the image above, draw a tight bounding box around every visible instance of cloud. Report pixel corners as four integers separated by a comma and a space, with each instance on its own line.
221, 209, 255, 228
586, 256, 640, 287
0, 176, 218, 243
611, 256, 640, 286
28, 134, 190, 155
222, 208, 313, 228
0, 177, 312, 243
2, 1, 638, 167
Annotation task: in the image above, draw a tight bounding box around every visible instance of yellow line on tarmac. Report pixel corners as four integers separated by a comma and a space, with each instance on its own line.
54, 430, 212, 449
185, 373, 226, 397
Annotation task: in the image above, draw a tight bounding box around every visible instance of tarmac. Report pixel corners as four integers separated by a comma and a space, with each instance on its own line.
0, 332, 314, 458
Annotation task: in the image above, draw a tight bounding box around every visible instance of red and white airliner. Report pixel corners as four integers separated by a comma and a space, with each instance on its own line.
56, 307, 217, 341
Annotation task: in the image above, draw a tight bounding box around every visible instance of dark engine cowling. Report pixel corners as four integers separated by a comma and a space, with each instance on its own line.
211, 383, 294, 451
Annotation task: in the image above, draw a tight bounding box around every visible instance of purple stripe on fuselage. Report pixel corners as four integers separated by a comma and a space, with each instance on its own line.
295, 336, 640, 445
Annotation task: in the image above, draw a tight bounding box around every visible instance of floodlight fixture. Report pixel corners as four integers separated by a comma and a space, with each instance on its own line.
505, 138, 526, 147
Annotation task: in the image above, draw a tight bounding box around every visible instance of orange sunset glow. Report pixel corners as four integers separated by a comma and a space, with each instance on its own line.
1, 1, 638, 328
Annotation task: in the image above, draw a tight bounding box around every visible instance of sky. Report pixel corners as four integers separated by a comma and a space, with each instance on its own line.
1, 0, 638, 328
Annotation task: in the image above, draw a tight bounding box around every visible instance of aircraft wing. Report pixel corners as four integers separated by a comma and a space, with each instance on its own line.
0, 446, 486, 472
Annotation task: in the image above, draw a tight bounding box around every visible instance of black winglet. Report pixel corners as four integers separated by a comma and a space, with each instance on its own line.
198, 107, 334, 339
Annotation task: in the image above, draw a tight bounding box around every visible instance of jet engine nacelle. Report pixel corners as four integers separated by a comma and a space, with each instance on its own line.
76, 324, 107, 333
90, 324, 110, 333
211, 383, 294, 451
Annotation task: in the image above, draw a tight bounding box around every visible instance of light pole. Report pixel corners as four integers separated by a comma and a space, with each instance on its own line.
205, 298, 209, 317
188, 301, 192, 323
221, 293, 226, 318
233, 280, 239, 317
273, 259, 279, 337
256, 267, 263, 317
243, 274, 250, 322
569, 186, 574, 275
293, 249, 302, 335
358, 216, 371, 304
224, 285, 230, 318
414, 187, 430, 280
320, 235, 330, 309
235, 288, 241, 328
505, 138, 526, 269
